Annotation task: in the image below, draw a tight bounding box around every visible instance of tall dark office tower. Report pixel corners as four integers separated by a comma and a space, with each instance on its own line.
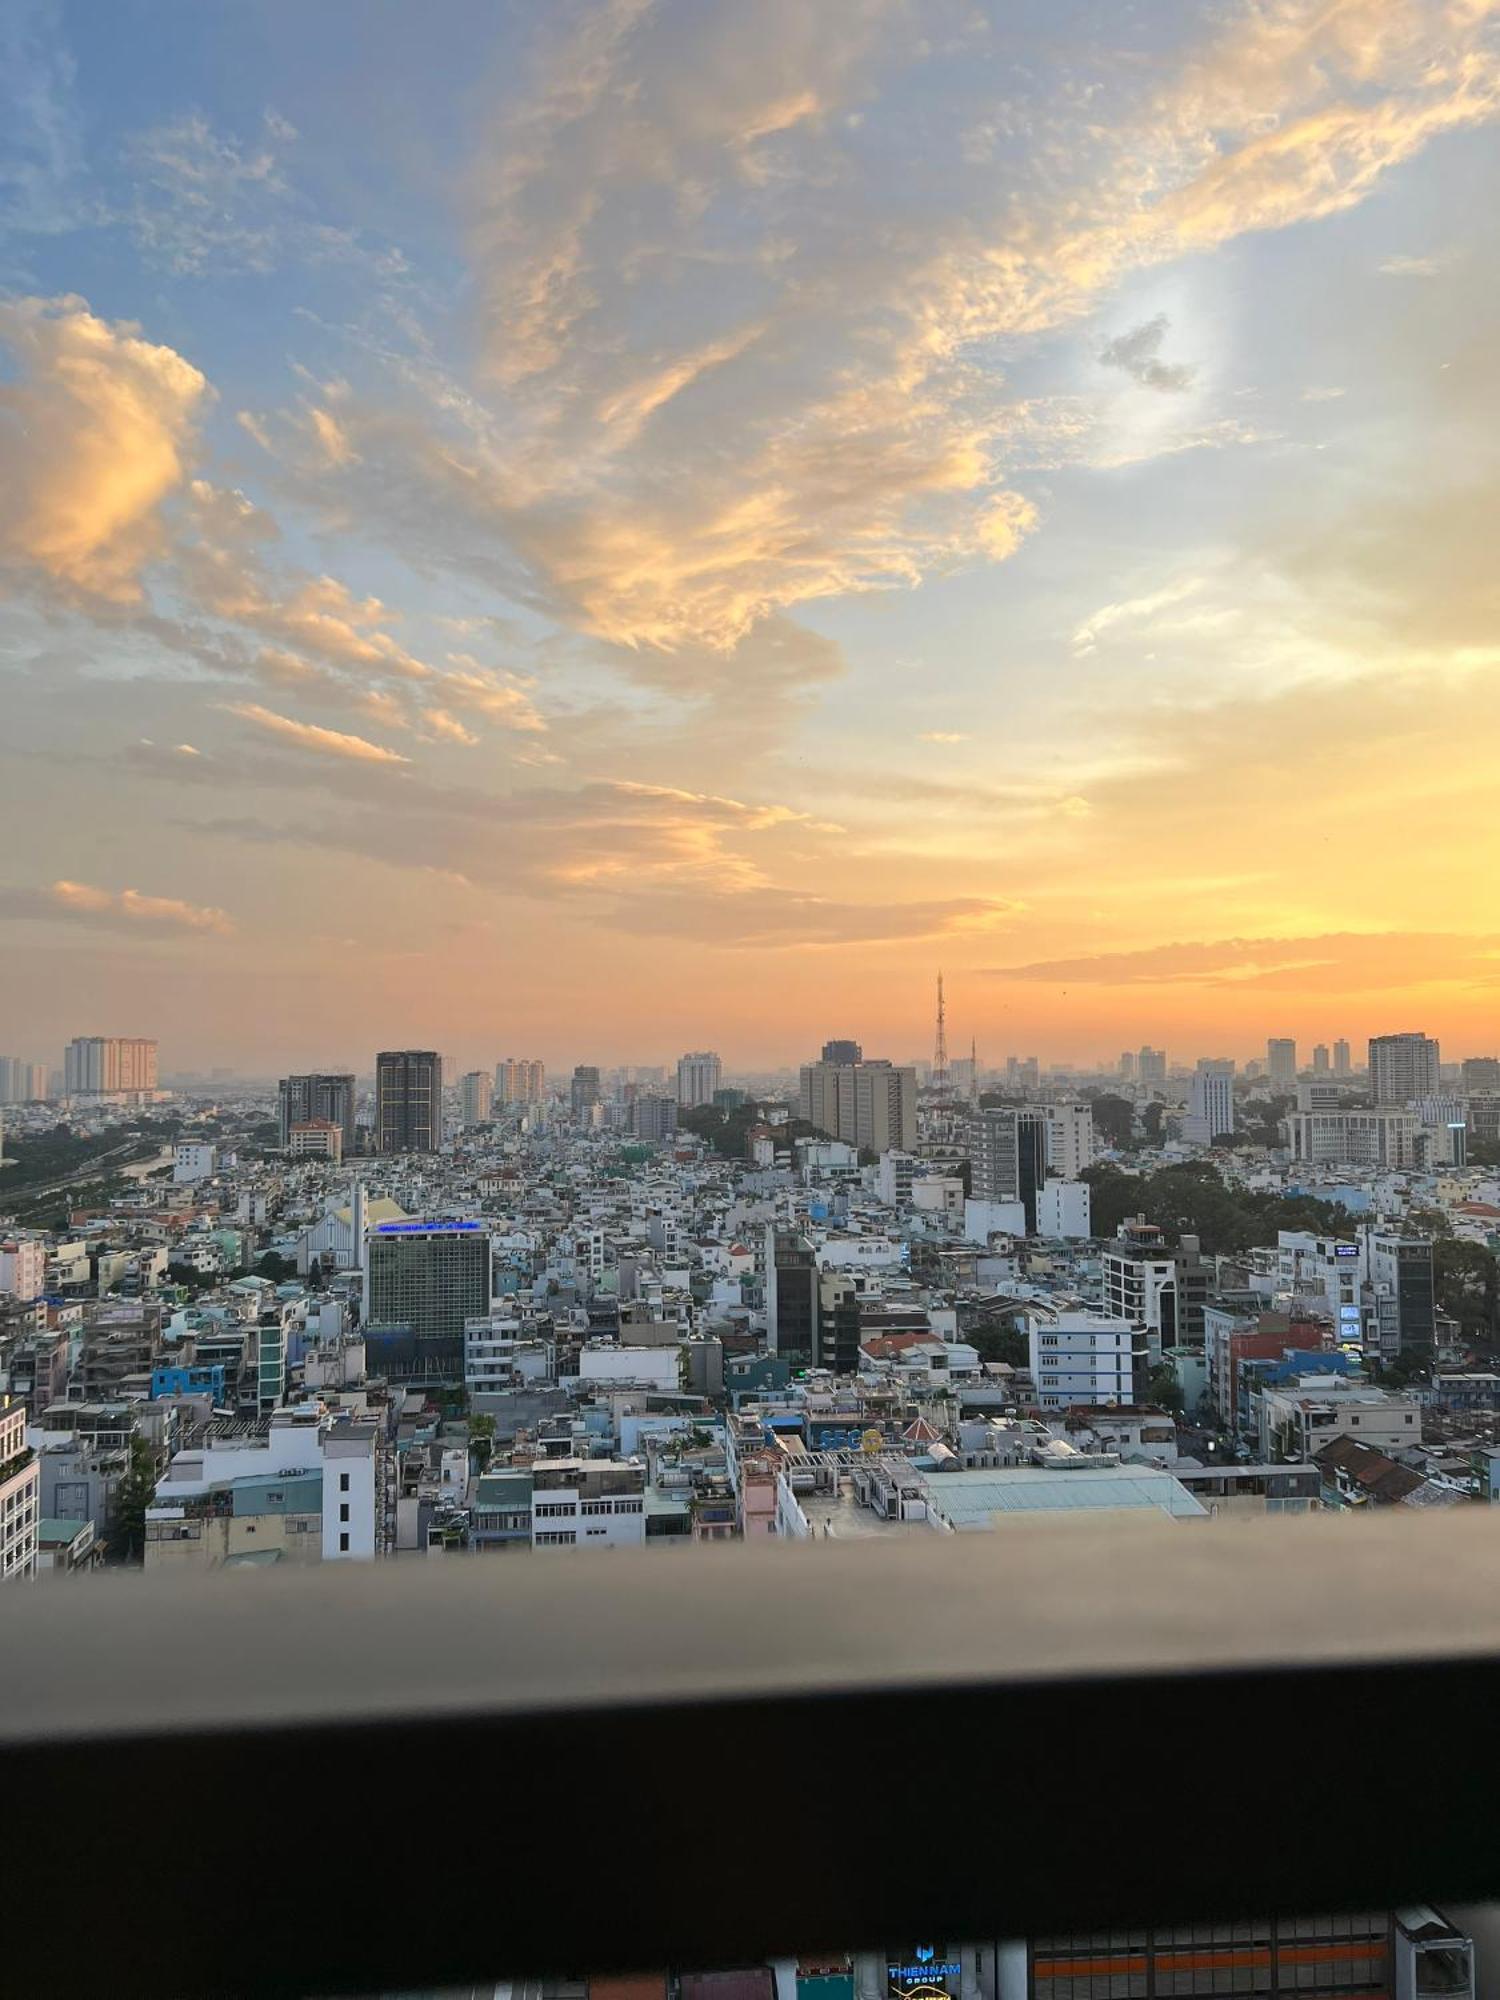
820, 1038, 863, 1064
375, 1050, 441, 1153
570, 1065, 602, 1118
365, 1221, 492, 1382
970, 1106, 1049, 1232
278, 1073, 356, 1154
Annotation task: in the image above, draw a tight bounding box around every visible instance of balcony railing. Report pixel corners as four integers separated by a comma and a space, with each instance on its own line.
4, 1509, 1500, 1996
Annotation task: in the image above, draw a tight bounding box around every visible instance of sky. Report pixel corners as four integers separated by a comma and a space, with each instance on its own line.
3, 0, 1500, 1077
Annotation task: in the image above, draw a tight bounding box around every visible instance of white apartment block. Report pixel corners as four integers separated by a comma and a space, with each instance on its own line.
1, 1396, 40, 1581
145, 1404, 378, 1566
530, 1459, 646, 1549
1028, 1308, 1140, 1410
173, 1142, 217, 1184
1044, 1103, 1096, 1180
675, 1051, 722, 1107
1036, 1179, 1091, 1240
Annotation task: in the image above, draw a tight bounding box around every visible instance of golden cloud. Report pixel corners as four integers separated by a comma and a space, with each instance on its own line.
0, 295, 208, 601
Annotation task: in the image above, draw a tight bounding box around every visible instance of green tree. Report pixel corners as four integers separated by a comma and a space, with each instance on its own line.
255, 1250, 297, 1282
109, 1438, 157, 1566
1086, 1093, 1137, 1149
967, 1323, 1029, 1368
1146, 1363, 1185, 1413
1435, 1238, 1498, 1341
470, 1413, 496, 1470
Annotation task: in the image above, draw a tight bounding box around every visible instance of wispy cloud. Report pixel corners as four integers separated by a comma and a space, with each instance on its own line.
221, 701, 410, 764
986, 932, 1500, 993
0, 877, 234, 935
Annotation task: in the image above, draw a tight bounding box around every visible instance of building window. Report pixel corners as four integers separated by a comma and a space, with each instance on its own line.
338, 1532, 350, 1552
340, 1472, 350, 1492
339, 1502, 349, 1522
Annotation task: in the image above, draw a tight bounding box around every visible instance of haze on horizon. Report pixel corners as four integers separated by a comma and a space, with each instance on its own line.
4, 0, 1500, 1075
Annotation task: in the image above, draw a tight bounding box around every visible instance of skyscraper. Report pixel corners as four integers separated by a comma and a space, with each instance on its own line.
375, 1050, 441, 1153
460, 1071, 493, 1125
62, 1037, 157, 1095
1333, 1037, 1352, 1075
1311, 1043, 1330, 1074
1137, 1046, 1167, 1087
675, 1051, 722, 1107
495, 1058, 545, 1106
631, 1094, 678, 1142
1183, 1059, 1235, 1145
570, 1065, 602, 1118
798, 1058, 916, 1152
1267, 1038, 1297, 1089
365, 1221, 492, 1382
970, 1106, 1049, 1231
279, 1073, 356, 1154
1369, 1032, 1440, 1105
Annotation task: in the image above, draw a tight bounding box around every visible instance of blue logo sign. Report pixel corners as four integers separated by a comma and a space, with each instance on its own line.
375, 1220, 481, 1234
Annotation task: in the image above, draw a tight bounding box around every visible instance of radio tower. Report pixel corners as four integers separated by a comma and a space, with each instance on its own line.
933, 971, 950, 1098
969, 1033, 979, 1104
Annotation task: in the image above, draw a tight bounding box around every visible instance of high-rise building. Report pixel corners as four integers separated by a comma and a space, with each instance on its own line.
675, 1051, 722, 1108
1183, 1059, 1235, 1145
1462, 1056, 1500, 1092
764, 1227, 819, 1365
1043, 1102, 1095, 1180
495, 1058, 545, 1106
1332, 1037, 1352, 1075
375, 1050, 441, 1153
0, 1058, 45, 1105
1311, 1042, 1330, 1073
278, 1073, 356, 1154
570, 1065, 601, 1118
631, 1094, 677, 1142
1267, 1038, 1297, 1089
1288, 1107, 1420, 1167
1118, 1051, 1136, 1080
820, 1039, 862, 1064
365, 1221, 492, 1382
459, 1071, 493, 1125
63, 1037, 158, 1096
971, 1106, 1049, 1231
1369, 1032, 1440, 1105
0, 1396, 39, 1581
798, 1058, 916, 1152
1137, 1046, 1167, 1087
1362, 1230, 1436, 1361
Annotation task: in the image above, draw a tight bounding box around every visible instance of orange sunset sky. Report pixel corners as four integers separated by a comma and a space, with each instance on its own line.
3, 0, 1500, 1074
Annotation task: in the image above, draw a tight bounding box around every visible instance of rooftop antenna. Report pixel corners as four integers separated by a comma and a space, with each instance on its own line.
933, 971, 950, 1098
970, 1034, 979, 1104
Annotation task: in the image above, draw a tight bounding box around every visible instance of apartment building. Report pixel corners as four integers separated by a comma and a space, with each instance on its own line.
1, 1394, 40, 1581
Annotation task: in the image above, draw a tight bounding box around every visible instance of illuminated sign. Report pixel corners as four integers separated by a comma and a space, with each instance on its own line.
374, 1220, 481, 1235
888, 1947, 961, 2000
1340, 1305, 1362, 1323
1334, 1244, 1359, 1259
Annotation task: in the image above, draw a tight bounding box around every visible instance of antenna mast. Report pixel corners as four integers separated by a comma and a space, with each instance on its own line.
933, 971, 950, 1098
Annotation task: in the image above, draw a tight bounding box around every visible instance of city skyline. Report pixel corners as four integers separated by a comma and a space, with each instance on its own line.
5, 3, 1500, 1062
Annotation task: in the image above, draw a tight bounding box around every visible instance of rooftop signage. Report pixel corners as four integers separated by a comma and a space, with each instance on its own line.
374, 1220, 482, 1235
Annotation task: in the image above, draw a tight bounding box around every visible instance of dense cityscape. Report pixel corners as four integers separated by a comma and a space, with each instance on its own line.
7, 0, 1500, 1989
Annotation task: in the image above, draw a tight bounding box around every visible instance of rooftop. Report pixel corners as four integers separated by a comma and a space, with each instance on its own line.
917, 1463, 1209, 1528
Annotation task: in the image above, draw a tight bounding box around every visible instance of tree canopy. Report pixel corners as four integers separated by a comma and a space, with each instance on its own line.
1081, 1161, 1356, 1257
